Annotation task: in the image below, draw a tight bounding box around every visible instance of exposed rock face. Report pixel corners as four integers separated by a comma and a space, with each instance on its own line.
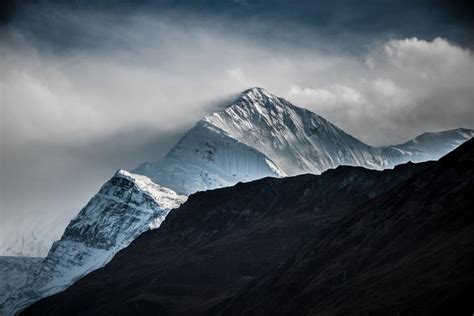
0, 256, 43, 308
23, 141, 474, 315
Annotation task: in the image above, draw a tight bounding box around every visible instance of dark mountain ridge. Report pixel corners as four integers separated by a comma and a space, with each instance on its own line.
22, 139, 474, 315
214, 138, 474, 315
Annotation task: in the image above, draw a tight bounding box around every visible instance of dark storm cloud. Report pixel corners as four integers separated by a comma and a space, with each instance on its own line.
2, 0, 474, 51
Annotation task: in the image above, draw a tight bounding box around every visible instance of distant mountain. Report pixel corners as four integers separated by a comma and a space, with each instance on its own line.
22, 139, 474, 315
135, 88, 473, 194
4, 88, 472, 315
383, 127, 474, 165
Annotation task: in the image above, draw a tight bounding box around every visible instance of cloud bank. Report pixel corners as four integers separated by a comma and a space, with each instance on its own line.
290, 37, 474, 144
1, 8, 473, 255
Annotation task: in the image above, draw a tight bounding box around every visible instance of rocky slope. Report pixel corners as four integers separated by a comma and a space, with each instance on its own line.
23, 139, 474, 316
0, 256, 43, 309
213, 138, 474, 315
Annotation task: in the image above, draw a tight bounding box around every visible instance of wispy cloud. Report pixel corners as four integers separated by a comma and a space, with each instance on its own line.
290, 37, 474, 144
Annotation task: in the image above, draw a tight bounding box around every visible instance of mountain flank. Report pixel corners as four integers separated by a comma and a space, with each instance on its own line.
23, 140, 474, 315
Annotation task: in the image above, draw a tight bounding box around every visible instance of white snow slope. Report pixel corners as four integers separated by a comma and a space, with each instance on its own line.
134, 120, 286, 195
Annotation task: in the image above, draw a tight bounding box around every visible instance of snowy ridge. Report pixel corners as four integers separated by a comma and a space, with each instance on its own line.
134, 120, 285, 195
136, 88, 473, 189
204, 88, 387, 174
385, 128, 474, 164
3, 171, 186, 315
113, 170, 185, 212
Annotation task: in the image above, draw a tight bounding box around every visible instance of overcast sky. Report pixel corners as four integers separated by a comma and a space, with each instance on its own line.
1, 0, 474, 256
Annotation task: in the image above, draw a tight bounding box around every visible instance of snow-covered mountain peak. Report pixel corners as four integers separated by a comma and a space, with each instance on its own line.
236, 87, 280, 105
206, 86, 336, 137
136, 88, 473, 193
3, 171, 186, 315
201, 88, 371, 175
224, 86, 295, 114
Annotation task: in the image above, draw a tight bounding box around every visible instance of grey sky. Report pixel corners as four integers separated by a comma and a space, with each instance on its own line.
1, 1, 474, 255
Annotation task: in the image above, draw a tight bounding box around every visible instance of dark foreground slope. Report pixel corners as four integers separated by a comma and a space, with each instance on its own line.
23, 140, 473, 315
214, 138, 474, 316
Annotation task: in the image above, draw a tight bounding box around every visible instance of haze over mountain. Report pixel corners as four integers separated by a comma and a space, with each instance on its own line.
2, 88, 472, 315
22, 135, 474, 315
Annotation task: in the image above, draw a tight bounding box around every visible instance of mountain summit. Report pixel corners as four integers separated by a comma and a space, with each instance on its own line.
134, 87, 473, 194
